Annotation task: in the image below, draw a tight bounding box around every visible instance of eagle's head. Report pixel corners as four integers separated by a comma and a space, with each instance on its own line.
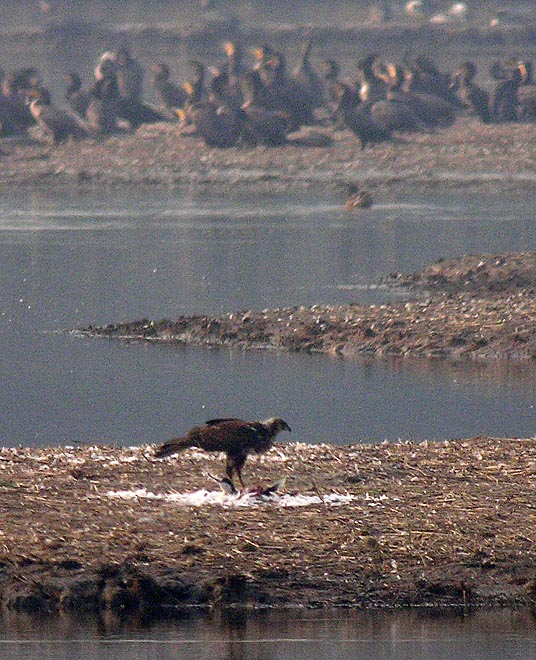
264, 418, 292, 434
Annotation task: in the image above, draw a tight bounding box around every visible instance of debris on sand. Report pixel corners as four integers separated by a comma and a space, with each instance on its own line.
78, 251, 536, 362
1, 437, 536, 615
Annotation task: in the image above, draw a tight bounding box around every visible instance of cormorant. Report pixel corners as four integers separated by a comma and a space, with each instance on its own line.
260, 51, 315, 130
292, 37, 324, 109
28, 91, 88, 143
517, 60, 536, 120
333, 82, 391, 149
219, 41, 245, 105
489, 64, 522, 122
86, 75, 120, 135
386, 63, 457, 127
0, 71, 36, 135
150, 63, 188, 111
115, 47, 144, 103
450, 62, 491, 123
355, 53, 387, 104
240, 70, 290, 145
65, 73, 91, 118
189, 74, 243, 148
184, 60, 206, 106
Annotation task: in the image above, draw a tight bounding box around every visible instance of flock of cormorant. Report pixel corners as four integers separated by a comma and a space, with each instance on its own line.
0, 40, 534, 148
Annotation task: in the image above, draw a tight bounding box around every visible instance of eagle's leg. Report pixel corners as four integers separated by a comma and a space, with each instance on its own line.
226, 453, 247, 490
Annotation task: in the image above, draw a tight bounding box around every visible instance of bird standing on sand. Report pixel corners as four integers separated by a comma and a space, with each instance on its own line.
154, 417, 291, 489
28, 91, 89, 143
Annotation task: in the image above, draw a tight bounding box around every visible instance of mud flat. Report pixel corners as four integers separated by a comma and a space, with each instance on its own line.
2, 117, 536, 193
1, 436, 536, 617
78, 252, 536, 362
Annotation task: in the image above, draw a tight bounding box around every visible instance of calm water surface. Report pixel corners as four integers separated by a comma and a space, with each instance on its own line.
2, 187, 536, 448
2, 187, 536, 657
1, 608, 535, 659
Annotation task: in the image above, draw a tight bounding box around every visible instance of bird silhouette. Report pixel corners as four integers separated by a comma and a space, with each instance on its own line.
155, 417, 291, 488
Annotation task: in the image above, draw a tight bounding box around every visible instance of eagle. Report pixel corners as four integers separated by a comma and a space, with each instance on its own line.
154, 417, 291, 488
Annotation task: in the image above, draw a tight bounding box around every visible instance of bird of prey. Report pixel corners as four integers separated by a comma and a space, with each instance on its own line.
154, 417, 291, 488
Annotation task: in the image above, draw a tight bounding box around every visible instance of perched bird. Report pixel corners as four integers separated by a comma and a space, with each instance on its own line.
28, 91, 89, 143
355, 53, 387, 105
85, 76, 120, 135
115, 47, 144, 103
260, 51, 315, 130
184, 60, 207, 106
189, 98, 242, 148
154, 417, 291, 488
151, 62, 188, 111
239, 70, 291, 146
489, 64, 522, 122
386, 63, 457, 128
517, 60, 536, 120
333, 82, 391, 149
64, 73, 91, 118
345, 183, 373, 210
292, 36, 324, 109
450, 62, 491, 123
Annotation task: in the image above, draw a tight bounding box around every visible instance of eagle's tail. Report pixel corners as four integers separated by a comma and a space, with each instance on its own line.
154, 436, 193, 458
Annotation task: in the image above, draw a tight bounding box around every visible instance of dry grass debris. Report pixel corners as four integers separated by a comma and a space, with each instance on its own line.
1, 437, 536, 614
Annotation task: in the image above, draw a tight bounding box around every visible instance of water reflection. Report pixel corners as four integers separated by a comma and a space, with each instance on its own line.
1, 608, 535, 660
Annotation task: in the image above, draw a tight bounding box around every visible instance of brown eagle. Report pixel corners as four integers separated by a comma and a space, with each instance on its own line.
154, 417, 291, 488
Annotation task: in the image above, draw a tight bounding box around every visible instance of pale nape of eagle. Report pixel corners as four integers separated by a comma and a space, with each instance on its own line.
154, 417, 292, 488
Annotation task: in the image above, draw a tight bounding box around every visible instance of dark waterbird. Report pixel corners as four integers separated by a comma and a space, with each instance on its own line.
450, 62, 491, 123
489, 63, 523, 122
64, 72, 91, 118
150, 62, 188, 111
333, 82, 391, 148
28, 90, 88, 143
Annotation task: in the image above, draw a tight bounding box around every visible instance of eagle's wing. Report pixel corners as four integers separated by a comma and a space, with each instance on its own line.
190, 419, 260, 452
205, 418, 245, 426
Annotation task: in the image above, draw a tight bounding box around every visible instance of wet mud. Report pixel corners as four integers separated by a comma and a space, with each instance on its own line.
78, 251, 536, 363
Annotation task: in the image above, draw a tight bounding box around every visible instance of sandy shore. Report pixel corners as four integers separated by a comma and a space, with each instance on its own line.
1, 437, 536, 616
2, 116, 536, 193
77, 251, 536, 362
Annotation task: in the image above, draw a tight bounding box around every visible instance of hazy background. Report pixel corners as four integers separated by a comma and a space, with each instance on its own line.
1, 1, 535, 105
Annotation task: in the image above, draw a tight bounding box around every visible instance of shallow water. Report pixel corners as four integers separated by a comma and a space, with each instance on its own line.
1, 187, 536, 448
1, 608, 535, 660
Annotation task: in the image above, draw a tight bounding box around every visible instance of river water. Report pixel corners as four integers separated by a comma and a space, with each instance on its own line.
1, 607, 535, 659
2, 186, 536, 448
2, 186, 536, 654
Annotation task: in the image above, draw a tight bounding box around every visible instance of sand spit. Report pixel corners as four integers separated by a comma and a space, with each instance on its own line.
2, 118, 536, 193
78, 252, 536, 362
1, 437, 536, 617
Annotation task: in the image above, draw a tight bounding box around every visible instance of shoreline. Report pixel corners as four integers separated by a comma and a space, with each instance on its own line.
77, 252, 536, 363
3, 118, 536, 193
1, 437, 536, 617
3, 28, 536, 618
